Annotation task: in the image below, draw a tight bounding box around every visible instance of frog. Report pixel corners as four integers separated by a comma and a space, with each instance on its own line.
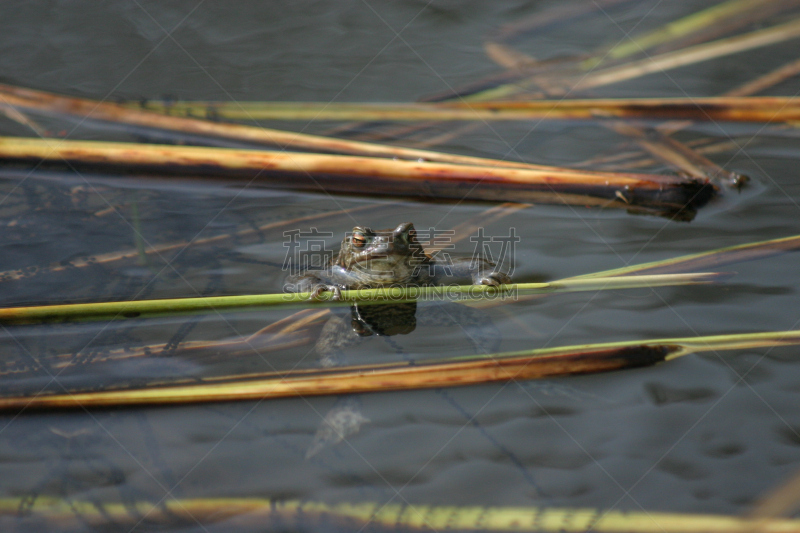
284, 221, 511, 300
284, 222, 512, 457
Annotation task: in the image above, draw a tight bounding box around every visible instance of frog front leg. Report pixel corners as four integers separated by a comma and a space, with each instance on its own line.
285, 264, 374, 300
432, 256, 511, 287
284, 272, 343, 300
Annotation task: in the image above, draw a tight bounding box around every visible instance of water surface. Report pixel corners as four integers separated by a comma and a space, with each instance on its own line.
1, 1, 799, 531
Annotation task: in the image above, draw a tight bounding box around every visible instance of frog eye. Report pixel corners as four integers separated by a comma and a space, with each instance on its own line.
407, 228, 416, 241
352, 232, 368, 248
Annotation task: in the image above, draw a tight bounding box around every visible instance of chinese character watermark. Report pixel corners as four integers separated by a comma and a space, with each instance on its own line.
281, 225, 520, 302
282, 227, 335, 276
469, 226, 518, 277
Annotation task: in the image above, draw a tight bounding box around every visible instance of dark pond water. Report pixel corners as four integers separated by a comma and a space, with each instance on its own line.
1, 1, 800, 531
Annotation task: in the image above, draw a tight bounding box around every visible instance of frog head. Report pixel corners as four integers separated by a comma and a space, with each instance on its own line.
336, 222, 431, 285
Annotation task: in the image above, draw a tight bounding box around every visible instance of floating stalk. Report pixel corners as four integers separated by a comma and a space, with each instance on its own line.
0, 328, 795, 411
3, 496, 799, 532
0, 137, 715, 215
607, 121, 746, 188
0, 83, 554, 171
572, 52, 800, 178
127, 97, 800, 123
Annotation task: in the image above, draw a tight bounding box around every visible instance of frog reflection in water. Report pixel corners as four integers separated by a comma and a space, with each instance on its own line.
284, 222, 511, 456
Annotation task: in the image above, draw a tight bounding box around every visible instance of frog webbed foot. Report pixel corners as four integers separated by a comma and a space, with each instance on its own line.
284, 275, 343, 301
450, 257, 510, 287
309, 284, 343, 301
475, 270, 511, 287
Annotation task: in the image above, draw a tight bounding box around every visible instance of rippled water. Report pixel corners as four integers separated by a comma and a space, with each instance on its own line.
1, 1, 800, 531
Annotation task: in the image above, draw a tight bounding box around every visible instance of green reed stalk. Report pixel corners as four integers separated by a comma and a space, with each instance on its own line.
0, 273, 719, 325
572, 234, 800, 279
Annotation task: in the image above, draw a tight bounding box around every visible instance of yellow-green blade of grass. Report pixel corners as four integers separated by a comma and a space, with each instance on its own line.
5, 496, 800, 532
128, 97, 800, 123
595, 0, 780, 64
463, 0, 786, 101
467, 16, 800, 101
573, 234, 800, 279
462, 233, 800, 310
573, 17, 800, 93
